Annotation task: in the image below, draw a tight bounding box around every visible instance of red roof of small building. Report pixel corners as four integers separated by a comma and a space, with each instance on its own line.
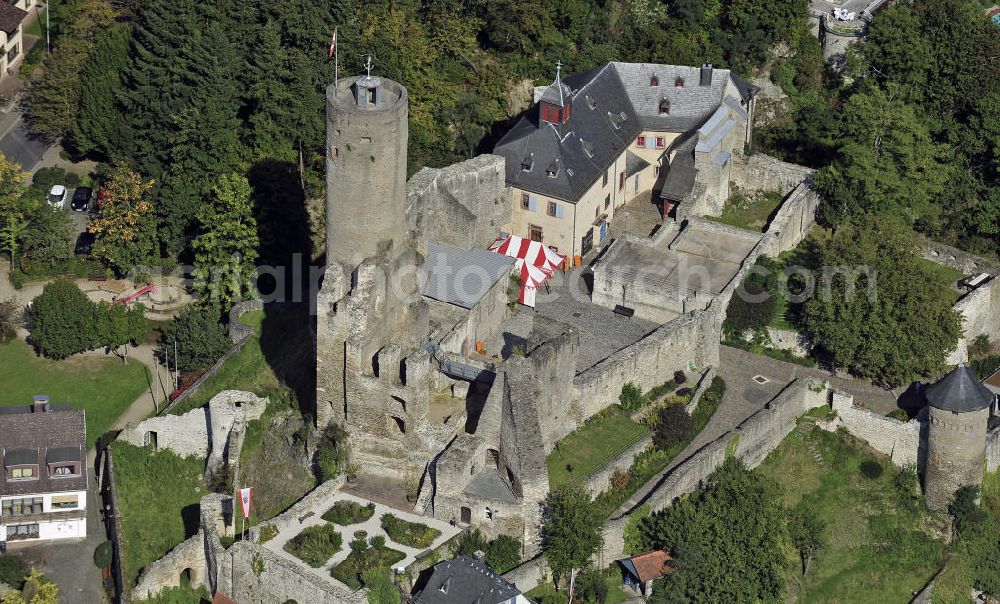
211, 593, 237, 604
629, 550, 673, 582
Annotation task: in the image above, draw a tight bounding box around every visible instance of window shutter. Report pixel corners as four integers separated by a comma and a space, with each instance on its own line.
528, 196, 538, 212
646, 137, 655, 149
555, 205, 564, 219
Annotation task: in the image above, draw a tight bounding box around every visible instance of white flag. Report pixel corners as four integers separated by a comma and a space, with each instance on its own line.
239, 487, 252, 519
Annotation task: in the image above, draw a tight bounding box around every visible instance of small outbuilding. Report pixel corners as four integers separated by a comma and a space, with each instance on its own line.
617, 549, 673, 596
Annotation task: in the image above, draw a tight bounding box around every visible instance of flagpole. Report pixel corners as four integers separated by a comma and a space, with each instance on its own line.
334, 31, 339, 89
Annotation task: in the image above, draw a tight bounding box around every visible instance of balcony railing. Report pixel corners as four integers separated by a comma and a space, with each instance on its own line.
2, 509, 86, 524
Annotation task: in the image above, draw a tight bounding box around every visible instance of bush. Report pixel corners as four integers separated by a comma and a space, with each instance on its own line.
330, 542, 406, 590
485, 535, 521, 574
380, 514, 441, 549
64, 172, 82, 187
610, 468, 629, 490
29, 279, 98, 358
575, 569, 609, 604
968, 335, 991, 360
370, 535, 386, 549
257, 524, 278, 544
362, 567, 400, 604
32, 167, 67, 190
0, 298, 21, 343
886, 408, 910, 421
859, 460, 883, 480
93, 541, 113, 568
673, 370, 687, 385
322, 500, 376, 526
315, 424, 349, 481
450, 528, 488, 558
646, 379, 677, 402
283, 523, 342, 567
22, 203, 74, 263
652, 404, 694, 451
160, 304, 230, 372
619, 382, 648, 412
0, 555, 27, 589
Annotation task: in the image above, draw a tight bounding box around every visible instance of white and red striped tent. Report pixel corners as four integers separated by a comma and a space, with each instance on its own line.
487, 235, 566, 307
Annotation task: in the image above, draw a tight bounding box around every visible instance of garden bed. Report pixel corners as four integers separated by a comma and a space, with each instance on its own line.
380, 514, 441, 549
282, 523, 343, 568
322, 500, 376, 526
330, 543, 406, 590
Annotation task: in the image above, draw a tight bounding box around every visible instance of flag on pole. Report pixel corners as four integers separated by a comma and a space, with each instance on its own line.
328, 28, 338, 60
239, 487, 252, 519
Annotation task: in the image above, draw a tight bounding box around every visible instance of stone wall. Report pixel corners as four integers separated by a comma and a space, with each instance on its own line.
580, 432, 653, 498
759, 184, 821, 257
228, 299, 263, 343
987, 426, 1000, 473
729, 153, 814, 197
925, 405, 990, 511
133, 535, 207, 600
684, 367, 717, 415
829, 391, 921, 467
406, 154, 512, 252
947, 277, 1000, 365
920, 240, 1000, 275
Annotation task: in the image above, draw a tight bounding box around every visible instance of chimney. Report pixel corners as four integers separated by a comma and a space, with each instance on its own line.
473, 550, 486, 561
700, 63, 713, 86
31, 395, 49, 413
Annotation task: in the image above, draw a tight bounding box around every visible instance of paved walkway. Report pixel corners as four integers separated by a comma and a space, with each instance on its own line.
263, 492, 460, 583
613, 345, 899, 516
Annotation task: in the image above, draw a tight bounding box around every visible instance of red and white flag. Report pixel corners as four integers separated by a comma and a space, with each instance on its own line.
239, 487, 252, 519
328, 28, 338, 60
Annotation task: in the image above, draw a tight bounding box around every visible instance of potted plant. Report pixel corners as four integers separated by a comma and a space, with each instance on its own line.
345, 463, 361, 484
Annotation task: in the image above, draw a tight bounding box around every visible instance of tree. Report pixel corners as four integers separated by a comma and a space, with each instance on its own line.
575, 569, 609, 604
0, 298, 20, 343
95, 302, 147, 363
788, 505, 825, 575
798, 217, 961, 386
315, 423, 349, 482
643, 458, 788, 602
449, 528, 488, 558
28, 280, 99, 359
73, 25, 131, 157
723, 259, 779, 339
485, 535, 522, 573
541, 487, 603, 594
192, 173, 259, 306
651, 404, 694, 451
159, 304, 229, 372
20, 204, 73, 264
88, 165, 157, 275
0, 216, 27, 270
0, 153, 28, 220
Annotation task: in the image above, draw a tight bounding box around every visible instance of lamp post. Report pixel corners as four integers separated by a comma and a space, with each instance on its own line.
45, 1, 50, 53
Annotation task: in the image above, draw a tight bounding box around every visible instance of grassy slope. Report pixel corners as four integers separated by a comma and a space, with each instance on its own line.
756, 422, 946, 603
932, 469, 1000, 602
546, 413, 649, 490
0, 339, 148, 448
111, 442, 206, 590
706, 191, 784, 233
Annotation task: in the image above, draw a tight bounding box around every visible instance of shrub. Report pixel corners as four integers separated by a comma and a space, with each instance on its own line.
362, 567, 400, 604
370, 535, 386, 549
673, 370, 687, 385
380, 514, 441, 549
859, 460, 883, 480
645, 379, 677, 402
283, 524, 342, 567
619, 383, 648, 412
575, 569, 609, 604
652, 404, 694, 451
159, 303, 230, 372
610, 468, 630, 490
0, 297, 21, 343
322, 500, 376, 526
350, 538, 368, 554
32, 167, 67, 190
485, 535, 522, 574
29, 279, 99, 358
64, 172, 82, 187
93, 541, 113, 568
257, 524, 278, 544
330, 542, 406, 590
0, 555, 26, 589
315, 424, 349, 481
886, 408, 910, 421
450, 528, 488, 558
968, 334, 991, 360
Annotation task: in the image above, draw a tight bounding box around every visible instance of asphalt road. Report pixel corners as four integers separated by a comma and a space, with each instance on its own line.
0, 111, 49, 172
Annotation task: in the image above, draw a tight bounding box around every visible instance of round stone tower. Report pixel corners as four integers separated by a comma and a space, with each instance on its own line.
325, 73, 409, 269
923, 365, 995, 511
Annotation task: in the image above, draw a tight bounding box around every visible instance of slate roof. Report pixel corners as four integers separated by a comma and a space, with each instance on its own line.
422, 243, 515, 309
0, 405, 87, 496
925, 365, 996, 413
0, 2, 26, 34
495, 62, 753, 203
414, 556, 523, 604
463, 469, 520, 504
661, 136, 698, 202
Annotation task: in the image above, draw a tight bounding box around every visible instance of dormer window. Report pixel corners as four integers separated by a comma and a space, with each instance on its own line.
521, 153, 534, 172
675, 77, 685, 87
650, 75, 659, 87
586, 95, 596, 110
439, 578, 451, 594
659, 98, 670, 115
10, 467, 34, 479
581, 139, 594, 158
546, 161, 559, 178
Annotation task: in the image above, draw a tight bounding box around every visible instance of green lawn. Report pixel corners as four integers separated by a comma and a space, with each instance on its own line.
755, 421, 946, 603
238, 309, 264, 330
25, 8, 44, 38
0, 339, 149, 448
706, 190, 785, 232
546, 411, 649, 490
111, 442, 207, 590
526, 569, 632, 604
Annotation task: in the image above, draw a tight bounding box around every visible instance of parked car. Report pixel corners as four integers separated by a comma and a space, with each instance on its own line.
48, 185, 67, 208
71, 186, 93, 212
74, 232, 95, 256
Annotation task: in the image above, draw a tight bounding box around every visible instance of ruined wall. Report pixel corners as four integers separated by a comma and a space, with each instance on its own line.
830, 391, 922, 467
228, 299, 263, 344
920, 240, 1000, 275
407, 154, 512, 251
529, 329, 582, 451
765, 327, 811, 358
572, 312, 710, 420
987, 425, 1000, 473
436, 267, 513, 355
759, 184, 821, 257
684, 368, 717, 415
729, 153, 814, 196
220, 541, 365, 604
132, 534, 207, 600
947, 277, 1000, 365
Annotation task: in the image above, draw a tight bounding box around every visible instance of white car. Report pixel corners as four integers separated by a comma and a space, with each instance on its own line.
48, 185, 67, 208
